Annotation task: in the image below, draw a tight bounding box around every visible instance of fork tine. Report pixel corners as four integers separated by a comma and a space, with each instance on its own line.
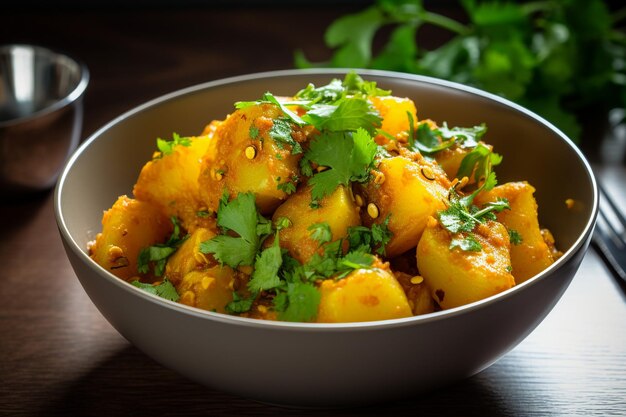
598, 182, 626, 231
593, 182, 626, 283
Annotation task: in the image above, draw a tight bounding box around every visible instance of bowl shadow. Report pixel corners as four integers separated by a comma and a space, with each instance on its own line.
42, 346, 521, 417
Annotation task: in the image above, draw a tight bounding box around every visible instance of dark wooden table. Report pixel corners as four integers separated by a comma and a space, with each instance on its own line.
1, 6, 625, 416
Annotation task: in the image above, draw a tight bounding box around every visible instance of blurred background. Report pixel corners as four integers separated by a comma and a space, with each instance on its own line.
3, 0, 624, 158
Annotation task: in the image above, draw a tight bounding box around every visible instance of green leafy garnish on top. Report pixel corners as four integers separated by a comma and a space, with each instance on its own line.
304, 127, 378, 201
156, 132, 191, 157
137, 217, 187, 276
131, 278, 180, 302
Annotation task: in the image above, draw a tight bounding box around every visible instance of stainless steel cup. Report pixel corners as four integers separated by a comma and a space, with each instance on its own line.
0, 45, 89, 194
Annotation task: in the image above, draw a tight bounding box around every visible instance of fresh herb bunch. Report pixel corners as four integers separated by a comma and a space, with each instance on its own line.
296, 0, 626, 142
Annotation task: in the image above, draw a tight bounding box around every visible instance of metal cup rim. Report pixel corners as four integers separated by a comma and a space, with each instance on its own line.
0, 44, 90, 128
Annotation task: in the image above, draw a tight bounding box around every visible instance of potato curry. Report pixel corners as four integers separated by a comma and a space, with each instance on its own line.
89, 73, 560, 323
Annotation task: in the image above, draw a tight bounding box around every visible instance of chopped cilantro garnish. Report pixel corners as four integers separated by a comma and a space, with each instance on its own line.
199, 193, 269, 268
508, 229, 523, 245
347, 215, 393, 255
269, 118, 303, 154
131, 278, 180, 302
456, 143, 502, 188
305, 127, 378, 200
248, 238, 283, 293
406, 115, 486, 156
274, 282, 321, 323
308, 222, 332, 245
137, 217, 187, 276
156, 132, 191, 156
438, 193, 510, 252
249, 125, 260, 140
225, 291, 256, 314
302, 97, 382, 134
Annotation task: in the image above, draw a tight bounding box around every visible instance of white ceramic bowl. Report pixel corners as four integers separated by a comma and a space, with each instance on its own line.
55, 69, 597, 407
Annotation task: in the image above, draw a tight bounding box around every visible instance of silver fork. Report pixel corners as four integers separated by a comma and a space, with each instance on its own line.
593, 182, 626, 284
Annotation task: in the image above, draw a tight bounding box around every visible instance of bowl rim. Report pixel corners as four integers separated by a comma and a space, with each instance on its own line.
0, 44, 90, 128
54, 68, 599, 332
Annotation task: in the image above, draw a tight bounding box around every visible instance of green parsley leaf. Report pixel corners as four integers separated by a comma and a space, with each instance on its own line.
131, 278, 180, 302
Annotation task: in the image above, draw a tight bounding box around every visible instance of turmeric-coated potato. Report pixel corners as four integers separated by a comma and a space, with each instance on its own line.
133, 135, 213, 233
272, 185, 360, 264
317, 266, 412, 323
474, 181, 555, 283
416, 217, 515, 310
357, 156, 450, 257
369, 96, 418, 142
89, 195, 172, 281
176, 266, 237, 313
199, 103, 306, 215
164, 227, 217, 286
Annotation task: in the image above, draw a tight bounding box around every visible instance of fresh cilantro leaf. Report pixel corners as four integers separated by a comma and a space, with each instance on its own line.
270, 118, 303, 154
341, 71, 390, 97
408, 119, 486, 155
131, 278, 180, 302
200, 235, 256, 268
137, 217, 187, 276
249, 126, 260, 140
456, 143, 502, 194
200, 193, 268, 268
225, 291, 256, 314
277, 180, 296, 195
306, 128, 377, 200
450, 234, 482, 252
296, 79, 345, 104
277, 282, 321, 323
508, 229, 523, 245
235, 92, 305, 126
303, 97, 382, 134
308, 222, 332, 245
338, 251, 374, 272
248, 239, 283, 293
156, 133, 191, 156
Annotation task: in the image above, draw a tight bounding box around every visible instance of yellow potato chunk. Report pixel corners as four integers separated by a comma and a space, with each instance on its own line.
416, 217, 515, 310
317, 266, 412, 323
357, 156, 450, 257
133, 135, 213, 233
164, 227, 217, 286
176, 266, 236, 313
474, 181, 555, 283
89, 195, 172, 281
199, 103, 305, 215
394, 271, 436, 316
272, 185, 361, 264
369, 95, 417, 139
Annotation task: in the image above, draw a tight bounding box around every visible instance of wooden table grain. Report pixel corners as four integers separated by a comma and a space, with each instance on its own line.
1, 6, 625, 416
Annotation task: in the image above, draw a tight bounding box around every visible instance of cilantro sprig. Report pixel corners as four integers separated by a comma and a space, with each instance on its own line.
199, 193, 270, 268
406, 113, 487, 156
156, 132, 191, 156
137, 217, 187, 276
303, 127, 378, 201
436, 142, 509, 251
131, 278, 180, 302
